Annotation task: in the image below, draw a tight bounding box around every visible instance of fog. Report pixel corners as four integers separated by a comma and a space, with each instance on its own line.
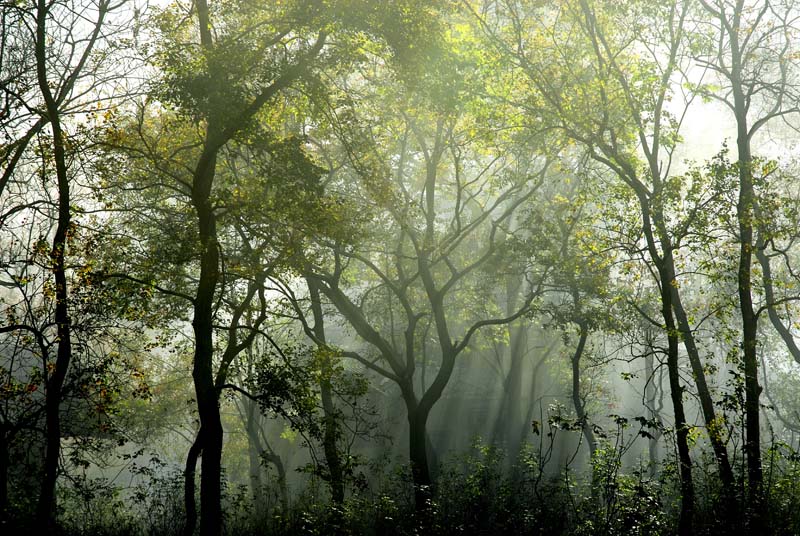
4, 0, 800, 535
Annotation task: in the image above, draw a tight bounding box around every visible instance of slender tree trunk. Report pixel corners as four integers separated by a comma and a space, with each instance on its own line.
654, 260, 695, 536
244, 403, 264, 515
733, 84, 763, 521
493, 276, 526, 458
182, 4, 324, 533
246, 412, 288, 515
307, 279, 345, 504
191, 141, 223, 536
190, 0, 224, 530
669, 288, 735, 489
519, 340, 554, 449
319, 381, 343, 503
247, 443, 264, 512
183, 430, 203, 536
639, 195, 694, 534
313, 279, 437, 509
34, 0, 73, 524
250, 409, 289, 512
491, 353, 509, 447
490, 322, 525, 457
757, 238, 800, 364
644, 352, 662, 478
650, 209, 735, 490
262, 450, 288, 512
650, 248, 733, 525
504, 324, 526, 458
570, 321, 596, 459
696, 1, 764, 518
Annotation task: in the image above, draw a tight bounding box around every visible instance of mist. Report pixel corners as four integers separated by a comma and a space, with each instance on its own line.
3, 0, 800, 535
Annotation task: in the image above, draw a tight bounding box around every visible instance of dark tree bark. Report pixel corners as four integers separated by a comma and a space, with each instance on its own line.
180, 2, 326, 532
566, 4, 728, 511
731, 61, 764, 520
570, 320, 595, 459
693, 2, 796, 521
26, 0, 111, 526
398, 373, 440, 510
651, 208, 735, 495
190, 140, 224, 536
659, 263, 695, 536
34, 0, 73, 524
312, 271, 453, 511
638, 193, 695, 535
183, 430, 204, 536
307, 278, 345, 504
305, 106, 545, 514
408, 407, 433, 506
668, 285, 735, 489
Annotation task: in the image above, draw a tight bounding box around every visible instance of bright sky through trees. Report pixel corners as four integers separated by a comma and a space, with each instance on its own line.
4, 1, 800, 535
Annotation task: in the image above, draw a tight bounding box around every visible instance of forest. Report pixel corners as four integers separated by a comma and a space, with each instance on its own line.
3, 0, 800, 534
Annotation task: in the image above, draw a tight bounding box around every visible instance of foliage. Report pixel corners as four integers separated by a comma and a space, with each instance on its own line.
7, 0, 800, 534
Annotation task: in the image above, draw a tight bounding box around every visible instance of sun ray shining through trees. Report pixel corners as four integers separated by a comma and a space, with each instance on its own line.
4, 0, 800, 534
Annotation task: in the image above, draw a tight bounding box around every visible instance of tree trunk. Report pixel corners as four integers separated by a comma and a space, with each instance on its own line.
492, 276, 526, 459
398, 378, 435, 510
244, 403, 265, 515
644, 352, 662, 478
182, 4, 325, 533
307, 278, 345, 504
756, 238, 800, 365
733, 78, 763, 521
698, 2, 764, 519
191, 140, 223, 536
198, 404, 223, 536
34, 0, 73, 524
669, 288, 735, 489
501, 323, 526, 460
250, 404, 289, 512
183, 430, 203, 536
639, 194, 694, 534
519, 339, 554, 449
490, 325, 525, 453
320, 380, 344, 504
247, 443, 264, 511
659, 264, 694, 536
408, 406, 433, 509
649, 202, 734, 489
570, 321, 596, 460
262, 450, 288, 513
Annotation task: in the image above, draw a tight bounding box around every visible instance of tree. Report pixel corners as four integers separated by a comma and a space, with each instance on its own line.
543, 175, 613, 466
295, 45, 561, 507
102, 2, 440, 532
101, 103, 336, 535
695, 0, 800, 522
467, 0, 745, 529
307, 277, 346, 504
0, 0, 131, 527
